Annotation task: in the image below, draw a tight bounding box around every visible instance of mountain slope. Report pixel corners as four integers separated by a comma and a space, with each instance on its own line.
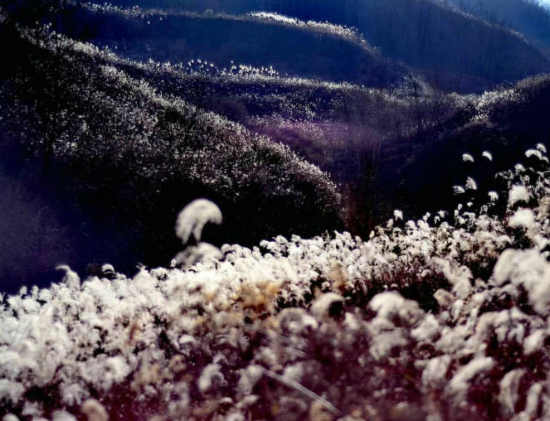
55, 4, 411, 90
0, 21, 342, 291
110, 0, 550, 92
446, 0, 550, 58
375, 74, 550, 219
82, 36, 469, 234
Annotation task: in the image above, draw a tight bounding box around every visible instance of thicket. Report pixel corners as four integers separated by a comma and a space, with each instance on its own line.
1, 146, 550, 420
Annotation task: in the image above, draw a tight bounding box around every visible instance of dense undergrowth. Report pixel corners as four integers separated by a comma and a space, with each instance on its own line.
1, 142, 550, 420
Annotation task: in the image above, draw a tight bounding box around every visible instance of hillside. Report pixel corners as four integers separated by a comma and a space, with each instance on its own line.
52, 4, 412, 90
0, 20, 342, 292
369, 73, 550, 225
446, 0, 550, 58
2, 2, 550, 420
106, 0, 550, 92
2, 2, 549, 289
81, 31, 469, 233
84, 45, 430, 169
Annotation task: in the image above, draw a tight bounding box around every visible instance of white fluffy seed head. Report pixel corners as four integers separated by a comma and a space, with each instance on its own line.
525, 149, 543, 160
56, 265, 80, 289
198, 363, 226, 394
509, 209, 535, 230
311, 293, 345, 320
453, 185, 465, 195
81, 399, 108, 421
51, 410, 77, 421
482, 151, 493, 161
508, 185, 530, 207
176, 199, 222, 244
393, 209, 404, 221
171, 242, 222, 268
515, 163, 526, 173
465, 177, 477, 191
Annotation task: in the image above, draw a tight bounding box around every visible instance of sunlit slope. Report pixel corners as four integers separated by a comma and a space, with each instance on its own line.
115, 0, 550, 92
93, 51, 422, 174
57, 4, 411, 89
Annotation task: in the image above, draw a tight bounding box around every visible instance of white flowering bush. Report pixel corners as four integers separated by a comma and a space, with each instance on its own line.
1, 145, 550, 420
